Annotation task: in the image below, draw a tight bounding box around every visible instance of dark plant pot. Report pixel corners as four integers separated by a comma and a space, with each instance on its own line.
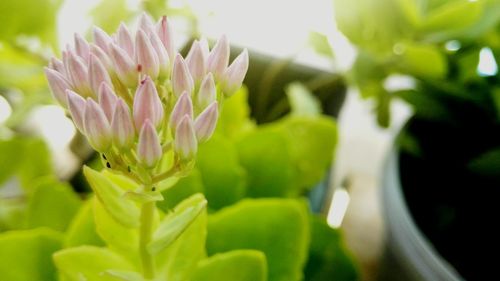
378, 147, 463, 281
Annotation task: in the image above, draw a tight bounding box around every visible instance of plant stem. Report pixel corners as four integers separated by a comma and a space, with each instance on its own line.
139, 200, 156, 279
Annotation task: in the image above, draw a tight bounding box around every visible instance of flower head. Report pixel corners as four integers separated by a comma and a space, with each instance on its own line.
45, 14, 249, 181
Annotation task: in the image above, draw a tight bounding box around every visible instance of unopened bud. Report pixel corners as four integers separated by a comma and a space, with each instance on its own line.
109, 43, 137, 87
44, 68, 71, 107
207, 35, 229, 80
89, 54, 112, 94
135, 29, 159, 79
74, 33, 90, 62
67, 52, 92, 97
149, 31, 170, 78
172, 54, 194, 97
194, 102, 218, 143
221, 49, 249, 96
156, 16, 175, 63
137, 119, 162, 168
186, 41, 206, 84
117, 23, 134, 57
111, 99, 135, 149
197, 73, 216, 109
133, 76, 164, 129
98, 83, 118, 121
93, 26, 112, 53
169, 91, 193, 133
84, 98, 112, 152
139, 12, 155, 35
174, 115, 197, 161
66, 90, 86, 132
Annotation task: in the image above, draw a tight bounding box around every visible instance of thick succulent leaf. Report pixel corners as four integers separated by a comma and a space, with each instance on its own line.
192, 250, 268, 281
64, 198, 105, 248
207, 198, 310, 281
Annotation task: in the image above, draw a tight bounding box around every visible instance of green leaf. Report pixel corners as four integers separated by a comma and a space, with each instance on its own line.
395, 43, 447, 78
54, 246, 136, 281
193, 250, 268, 281
149, 194, 207, 254
102, 270, 143, 281
0, 137, 52, 190
420, 0, 483, 41
155, 195, 207, 281
0, 0, 63, 47
207, 199, 310, 281
236, 128, 296, 197
468, 148, 500, 179
0, 228, 62, 281
158, 169, 204, 211
64, 199, 105, 248
308, 31, 334, 58
26, 177, 81, 231
0, 197, 26, 231
216, 86, 256, 139
83, 166, 140, 228
286, 82, 322, 117
89, 0, 132, 33
93, 198, 139, 264
274, 116, 337, 190
304, 216, 359, 281
197, 135, 247, 209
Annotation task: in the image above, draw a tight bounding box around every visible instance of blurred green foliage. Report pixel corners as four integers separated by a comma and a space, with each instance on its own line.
334, 0, 500, 127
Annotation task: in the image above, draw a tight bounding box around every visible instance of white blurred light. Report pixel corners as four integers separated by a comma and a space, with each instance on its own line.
445, 40, 461, 52
0, 96, 12, 123
327, 188, 350, 228
29, 106, 76, 148
477, 47, 498, 77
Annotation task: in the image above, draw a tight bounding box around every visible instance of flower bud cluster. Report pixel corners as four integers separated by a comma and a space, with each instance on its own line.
45, 13, 249, 182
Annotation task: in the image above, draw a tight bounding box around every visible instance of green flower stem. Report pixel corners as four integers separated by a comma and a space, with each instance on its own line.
139, 199, 156, 279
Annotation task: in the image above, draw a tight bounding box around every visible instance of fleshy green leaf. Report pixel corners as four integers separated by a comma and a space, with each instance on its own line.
286, 82, 322, 117
83, 166, 140, 228
102, 270, 143, 281
54, 246, 136, 281
236, 128, 296, 197
0, 228, 62, 281
26, 177, 81, 231
93, 198, 139, 264
395, 43, 447, 78
304, 216, 359, 281
274, 116, 337, 190
193, 250, 268, 281
197, 135, 247, 209
149, 194, 207, 254
155, 194, 207, 281
308, 31, 334, 58
468, 148, 500, 179
207, 199, 310, 281
64, 199, 105, 248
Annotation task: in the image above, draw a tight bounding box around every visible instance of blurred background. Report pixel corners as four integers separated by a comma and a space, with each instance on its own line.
1, 0, 499, 280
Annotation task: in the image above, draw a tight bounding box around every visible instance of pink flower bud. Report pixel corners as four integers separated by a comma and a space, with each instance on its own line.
93, 26, 112, 53
174, 115, 197, 161
221, 49, 249, 96
186, 41, 206, 84
66, 90, 86, 132
117, 23, 134, 57
207, 35, 229, 80
74, 33, 90, 62
172, 54, 194, 97
138, 12, 155, 35
109, 43, 137, 87
169, 91, 193, 133
133, 76, 164, 129
67, 52, 92, 97
156, 16, 175, 63
49, 58, 65, 74
149, 31, 170, 78
199, 38, 210, 59
135, 29, 159, 79
98, 83, 118, 121
197, 73, 216, 109
44, 68, 71, 107
137, 119, 162, 168
111, 99, 135, 149
194, 102, 218, 143
89, 54, 112, 94
84, 98, 112, 152
90, 44, 113, 70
